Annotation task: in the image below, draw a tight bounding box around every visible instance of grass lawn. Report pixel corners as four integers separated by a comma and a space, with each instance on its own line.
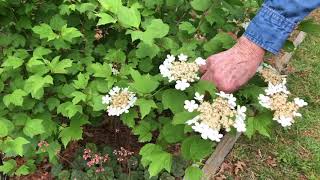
218, 35, 320, 179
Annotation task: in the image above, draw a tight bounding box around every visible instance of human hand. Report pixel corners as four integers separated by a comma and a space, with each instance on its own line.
200, 36, 265, 93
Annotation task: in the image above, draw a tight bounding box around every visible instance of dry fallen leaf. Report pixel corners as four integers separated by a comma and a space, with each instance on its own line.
234, 161, 246, 175
266, 156, 277, 167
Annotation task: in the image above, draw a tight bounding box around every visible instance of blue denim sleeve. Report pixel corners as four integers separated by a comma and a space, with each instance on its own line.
244, 0, 320, 54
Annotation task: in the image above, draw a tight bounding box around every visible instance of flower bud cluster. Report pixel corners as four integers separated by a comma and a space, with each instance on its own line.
258, 64, 307, 127
82, 148, 109, 173
159, 54, 206, 91
185, 92, 247, 142
102, 86, 137, 116
113, 147, 134, 162
37, 140, 49, 152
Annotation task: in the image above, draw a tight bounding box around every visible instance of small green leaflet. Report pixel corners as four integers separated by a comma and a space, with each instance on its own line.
73, 73, 89, 90
57, 102, 83, 118
117, 6, 141, 28
96, 13, 117, 26
184, 166, 203, 180
120, 109, 138, 128
190, 0, 212, 11
194, 80, 217, 98
0, 159, 17, 174
3, 89, 28, 107
60, 25, 82, 42
59, 115, 89, 147
88, 95, 107, 111
15, 165, 30, 176
179, 22, 196, 34
24, 75, 53, 99
245, 112, 273, 139
23, 119, 45, 138
172, 111, 199, 125
77, 3, 97, 14
129, 19, 169, 45
298, 19, 320, 36
0, 117, 14, 137
161, 89, 187, 113
87, 63, 112, 78
135, 99, 157, 118
50, 15, 67, 31
2, 56, 24, 69
4, 137, 30, 156
33, 47, 52, 58
46, 56, 73, 74
71, 91, 87, 105
204, 32, 236, 54
181, 136, 213, 161
46, 97, 61, 111
130, 69, 159, 94
161, 123, 185, 143
139, 143, 172, 177
59, 126, 83, 148
98, 0, 122, 13
136, 42, 160, 59
46, 141, 61, 164
132, 121, 153, 142
32, 23, 57, 41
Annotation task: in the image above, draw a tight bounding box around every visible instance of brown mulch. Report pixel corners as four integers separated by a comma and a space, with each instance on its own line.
12, 115, 142, 180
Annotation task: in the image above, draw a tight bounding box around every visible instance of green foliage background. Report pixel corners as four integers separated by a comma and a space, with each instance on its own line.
0, 0, 271, 179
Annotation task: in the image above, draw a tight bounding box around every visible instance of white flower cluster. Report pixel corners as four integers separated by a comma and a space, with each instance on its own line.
258, 64, 307, 127
102, 86, 137, 116
184, 92, 247, 142
159, 54, 206, 91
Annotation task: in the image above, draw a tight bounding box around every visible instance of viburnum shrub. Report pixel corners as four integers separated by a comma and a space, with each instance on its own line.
0, 0, 307, 179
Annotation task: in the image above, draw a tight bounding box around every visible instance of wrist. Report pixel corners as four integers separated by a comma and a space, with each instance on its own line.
237, 36, 266, 56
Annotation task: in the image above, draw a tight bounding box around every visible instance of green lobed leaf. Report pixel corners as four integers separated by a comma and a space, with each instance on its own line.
15, 165, 30, 176
32, 23, 57, 41
59, 126, 83, 148
179, 22, 196, 34
117, 6, 141, 28
0, 159, 17, 174
98, 0, 122, 13
87, 63, 112, 78
245, 112, 273, 139
181, 136, 213, 161
129, 19, 169, 45
135, 98, 157, 118
120, 109, 138, 128
23, 119, 45, 138
0, 117, 14, 137
130, 69, 159, 94
2, 56, 24, 69
161, 123, 185, 143
47, 56, 73, 74
184, 166, 203, 180
3, 89, 28, 107
172, 111, 199, 125
57, 102, 83, 118
4, 137, 30, 156
60, 25, 82, 42
24, 75, 53, 99
190, 0, 212, 11
97, 13, 117, 25
71, 91, 87, 105
139, 143, 172, 177
73, 73, 90, 90
161, 89, 187, 113
204, 32, 236, 54
133, 121, 153, 142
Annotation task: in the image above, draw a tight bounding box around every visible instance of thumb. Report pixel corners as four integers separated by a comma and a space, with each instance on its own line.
199, 64, 208, 74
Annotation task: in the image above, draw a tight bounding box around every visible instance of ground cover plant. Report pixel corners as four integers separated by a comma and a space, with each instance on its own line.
0, 0, 317, 179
